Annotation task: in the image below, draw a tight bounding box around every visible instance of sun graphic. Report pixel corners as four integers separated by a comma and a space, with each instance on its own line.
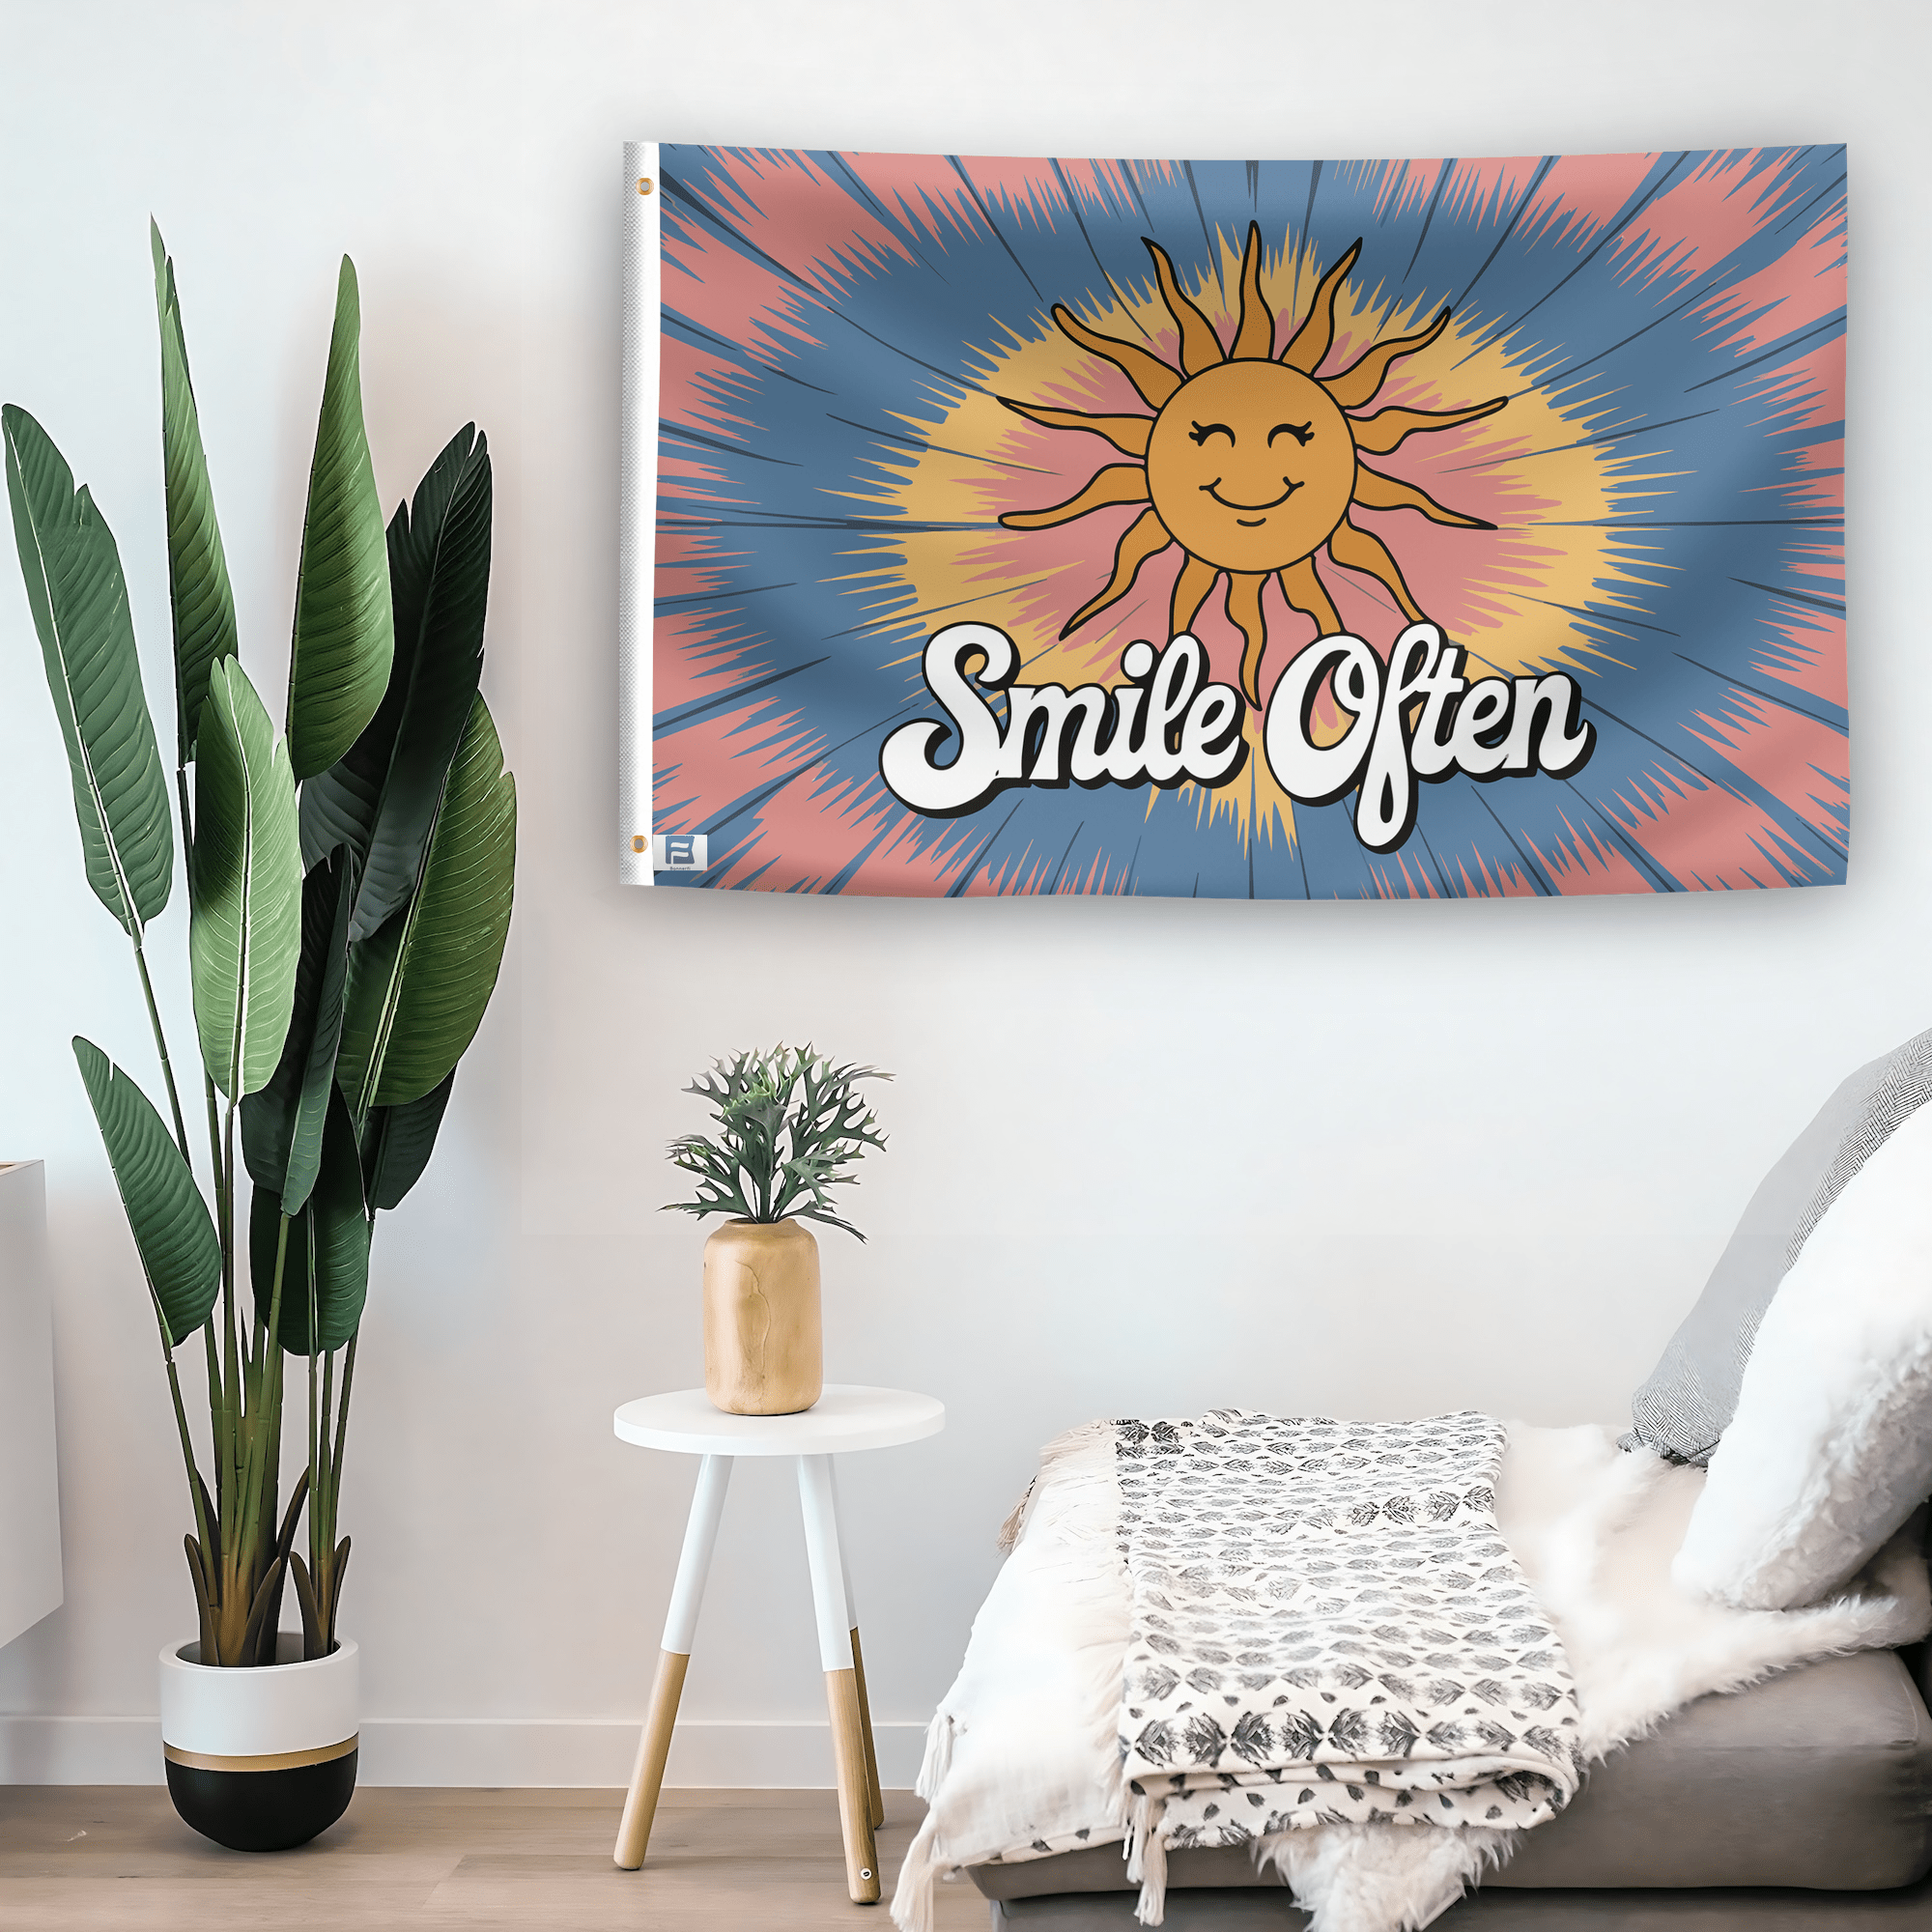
998, 224, 1508, 707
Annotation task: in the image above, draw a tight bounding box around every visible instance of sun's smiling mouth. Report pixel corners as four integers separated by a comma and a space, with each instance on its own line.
1204, 478, 1301, 519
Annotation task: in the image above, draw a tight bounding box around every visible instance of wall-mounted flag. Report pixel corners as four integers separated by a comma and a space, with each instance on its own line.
620, 143, 1846, 899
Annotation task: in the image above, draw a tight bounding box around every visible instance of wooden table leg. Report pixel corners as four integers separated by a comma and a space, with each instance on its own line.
848, 1625, 885, 1831
798, 1454, 881, 1903
614, 1454, 732, 1870
827, 1461, 885, 1829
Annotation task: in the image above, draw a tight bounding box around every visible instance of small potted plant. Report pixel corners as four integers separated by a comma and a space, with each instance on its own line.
666, 1046, 889, 1414
5, 228, 514, 1851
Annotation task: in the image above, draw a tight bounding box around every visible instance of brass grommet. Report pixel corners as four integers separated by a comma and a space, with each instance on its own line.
631, 835, 647, 853
637, 176, 654, 196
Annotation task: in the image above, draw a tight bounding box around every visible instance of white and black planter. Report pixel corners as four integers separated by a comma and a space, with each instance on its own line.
159, 1634, 358, 1852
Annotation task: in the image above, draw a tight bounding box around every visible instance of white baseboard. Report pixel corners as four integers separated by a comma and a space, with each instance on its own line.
0, 1715, 929, 1788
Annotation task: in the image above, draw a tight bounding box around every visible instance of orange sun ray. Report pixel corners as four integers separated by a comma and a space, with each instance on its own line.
1325, 307, 1451, 411
1226, 572, 1269, 706
1230, 223, 1274, 360
1145, 241, 1228, 377
1350, 395, 1509, 455
1324, 513, 1426, 624
1172, 554, 1219, 639
1278, 556, 1341, 636
999, 462, 1151, 531
1281, 240, 1363, 374
1352, 464, 1496, 529
997, 396, 1152, 458
1051, 304, 1182, 410
1062, 506, 1175, 637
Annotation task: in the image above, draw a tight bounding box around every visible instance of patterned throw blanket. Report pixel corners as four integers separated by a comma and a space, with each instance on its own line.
1115, 1410, 1583, 1914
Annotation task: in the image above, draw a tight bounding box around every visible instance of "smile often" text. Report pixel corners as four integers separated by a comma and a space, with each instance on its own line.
877, 622, 1596, 854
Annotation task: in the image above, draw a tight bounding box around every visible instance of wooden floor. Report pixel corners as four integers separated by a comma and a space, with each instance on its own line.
0, 1787, 990, 1930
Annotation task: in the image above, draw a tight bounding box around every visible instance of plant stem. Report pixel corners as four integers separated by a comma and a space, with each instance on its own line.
323, 1335, 357, 1649
220, 1097, 239, 1427
202, 1319, 224, 1517
258, 1262, 288, 1657
235, 1214, 290, 1574
201, 1073, 222, 1208
307, 1342, 320, 1553
161, 1341, 213, 1566
215, 1100, 241, 1650
131, 940, 190, 1165
195, 1071, 226, 1519
332, 1334, 355, 1484
314, 1345, 336, 1637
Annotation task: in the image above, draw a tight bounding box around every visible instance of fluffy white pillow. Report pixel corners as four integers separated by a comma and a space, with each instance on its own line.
1673, 1099, 1932, 1610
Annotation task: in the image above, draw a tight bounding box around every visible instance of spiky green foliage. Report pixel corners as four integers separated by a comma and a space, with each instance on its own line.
359, 1070, 455, 1212
249, 1087, 369, 1354
189, 658, 303, 1100
666, 1045, 891, 1240
287, 259, 393, 780
336, 693, 516, 1114
152, 222, 238, 764
7, 232, 513, 1667
3, 405, 174, 939
72, 1037, 219, 1347
301, 424, 491, 938
242, 849, 356, 1218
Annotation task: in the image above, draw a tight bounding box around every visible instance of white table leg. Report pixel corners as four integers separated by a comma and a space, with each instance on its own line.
828, 1460, 885, 1829
613, 1454, 733, 1870
798, 1454, 881, 1903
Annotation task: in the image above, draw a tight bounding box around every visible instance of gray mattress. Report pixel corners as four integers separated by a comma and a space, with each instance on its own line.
969, 1648, 1932, 1922
985, 1877, 1932, 1927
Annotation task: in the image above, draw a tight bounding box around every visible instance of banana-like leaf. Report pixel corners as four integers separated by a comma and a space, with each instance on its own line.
250, 1085, 370, 1353
4, 406, 174, 936
73, 1037, 219, 1348
301, 427, 490, 945
338, 694, 515, 1114
287, 258, 392, 781
190, 659, 302, 1099
242, 849, 355, 1213
360, 1068, 455, 1212
151, 224, 238, 765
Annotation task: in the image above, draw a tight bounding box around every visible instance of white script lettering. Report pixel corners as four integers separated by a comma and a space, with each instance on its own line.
1262, 624, 1595, 851
880, 621, 1595, 852
878, 626, 1246, 815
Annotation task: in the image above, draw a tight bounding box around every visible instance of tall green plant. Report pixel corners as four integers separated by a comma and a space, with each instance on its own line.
6, 227, 516, 1665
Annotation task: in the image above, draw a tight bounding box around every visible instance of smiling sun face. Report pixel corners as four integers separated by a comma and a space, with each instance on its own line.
999, 226, 1508, 705
1144, 358, 1356, 574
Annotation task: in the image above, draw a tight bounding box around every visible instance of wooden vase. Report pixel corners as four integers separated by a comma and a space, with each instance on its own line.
702, 1218, 823, 1415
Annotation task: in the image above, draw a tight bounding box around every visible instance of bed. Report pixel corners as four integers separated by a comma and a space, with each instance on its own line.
896, 1029, 1932, 1932
969, 1623, 1932, 1928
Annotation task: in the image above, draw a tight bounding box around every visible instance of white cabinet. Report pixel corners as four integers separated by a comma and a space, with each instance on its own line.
0, 1162, 62, 1648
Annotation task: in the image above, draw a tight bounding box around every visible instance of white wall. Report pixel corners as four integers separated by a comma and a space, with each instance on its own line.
0, 0, 1921, 1787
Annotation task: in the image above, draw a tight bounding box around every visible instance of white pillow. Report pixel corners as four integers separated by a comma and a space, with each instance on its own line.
1673, 1099, 1932, 1610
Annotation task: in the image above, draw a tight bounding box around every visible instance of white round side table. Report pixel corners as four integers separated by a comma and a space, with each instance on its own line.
610, 1384, 945, 1902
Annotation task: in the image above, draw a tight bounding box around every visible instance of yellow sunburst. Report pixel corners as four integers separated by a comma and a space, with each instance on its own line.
998, 224, 1508, 707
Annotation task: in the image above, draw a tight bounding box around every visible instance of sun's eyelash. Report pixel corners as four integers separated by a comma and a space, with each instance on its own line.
1188, 421, 1235, 447
1268, 422, 1314, 447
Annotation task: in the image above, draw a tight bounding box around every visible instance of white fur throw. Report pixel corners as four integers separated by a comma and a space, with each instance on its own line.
893, 1422, 1929, 1932
1676, 1101, 1932, 1609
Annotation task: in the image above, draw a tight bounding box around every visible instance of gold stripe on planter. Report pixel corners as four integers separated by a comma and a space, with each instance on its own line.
163, 1735, 358, 1774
